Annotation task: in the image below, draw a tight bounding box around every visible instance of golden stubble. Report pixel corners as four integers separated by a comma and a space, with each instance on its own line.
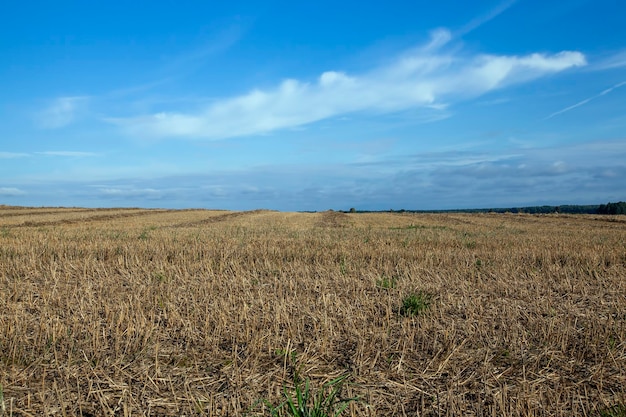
1, 207, 625, 416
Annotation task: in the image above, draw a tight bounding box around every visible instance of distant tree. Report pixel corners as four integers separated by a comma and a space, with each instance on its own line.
598, 201, 626, 214
349, 207, 356, 213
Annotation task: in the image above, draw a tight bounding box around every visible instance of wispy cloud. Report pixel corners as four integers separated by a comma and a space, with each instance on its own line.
105, 23, 246, 101
476, 97, 511, 106
0, 152, 29, 159
592, 50, 626, 70
545, 80, 626, 119
162, 24, 246, 74
455, 0, 518, 37
0, 187, 26, 196
38, 96, 89, 129
98, 187, 164, 200
1, 151, 97, 159
110, 30, 585, 141
36, 151, 98, 157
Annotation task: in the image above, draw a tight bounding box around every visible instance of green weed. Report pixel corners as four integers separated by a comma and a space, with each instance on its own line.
400, 291, 433, 316
339, 257, 347, 275
376, 276, 397, 289
258, 372, 356, 417
254, 351, 358, 417
153, 271, 168, 283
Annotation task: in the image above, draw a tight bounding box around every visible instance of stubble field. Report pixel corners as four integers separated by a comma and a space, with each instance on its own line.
1, 206, 625, 416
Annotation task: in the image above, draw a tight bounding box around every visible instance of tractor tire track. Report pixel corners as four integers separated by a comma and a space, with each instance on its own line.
171, 209, 274, 227
3, 209, 175, 228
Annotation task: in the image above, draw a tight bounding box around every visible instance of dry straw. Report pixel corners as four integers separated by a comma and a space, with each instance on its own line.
0, 207, 625, 416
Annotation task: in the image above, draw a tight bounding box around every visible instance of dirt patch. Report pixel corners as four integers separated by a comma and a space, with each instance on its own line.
315, 210, 353, 228
171, 209, 274, 227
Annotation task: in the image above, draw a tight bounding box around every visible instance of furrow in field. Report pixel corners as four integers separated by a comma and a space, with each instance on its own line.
2, 208, 173, 228
0, 207, 97, 218
170, 209, 275, 227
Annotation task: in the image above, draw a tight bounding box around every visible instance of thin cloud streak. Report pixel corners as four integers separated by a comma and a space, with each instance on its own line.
0, 187, 26, 196
1, 151, 97, 158
455, 0, 518, 38
105, 24, 246, 101
592, 50, 626, 70
36, 151, 98, 157
545, 80, 626, 119
110, 30, 586, 141
0, 152, 30, 159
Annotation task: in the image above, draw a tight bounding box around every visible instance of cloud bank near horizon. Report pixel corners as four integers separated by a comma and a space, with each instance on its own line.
3, 138, 623, 211
108, 30, 586, 140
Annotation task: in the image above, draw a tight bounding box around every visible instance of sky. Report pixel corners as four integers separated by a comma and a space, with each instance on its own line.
1, 0, 625, 211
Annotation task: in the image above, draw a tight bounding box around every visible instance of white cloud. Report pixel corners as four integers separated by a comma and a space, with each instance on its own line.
38, 96, 88, 129
110, 30, 586, 141
0, 187, 26, 196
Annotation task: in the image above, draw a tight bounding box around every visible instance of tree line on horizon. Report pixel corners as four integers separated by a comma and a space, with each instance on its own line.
344, 201, 626, 215
597, 201, 626, 215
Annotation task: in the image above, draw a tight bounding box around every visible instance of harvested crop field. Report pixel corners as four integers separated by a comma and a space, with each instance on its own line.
1, 206, 625, 416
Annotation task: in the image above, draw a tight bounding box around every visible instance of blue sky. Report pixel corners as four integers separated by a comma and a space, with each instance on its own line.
1, 0, 625, 211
